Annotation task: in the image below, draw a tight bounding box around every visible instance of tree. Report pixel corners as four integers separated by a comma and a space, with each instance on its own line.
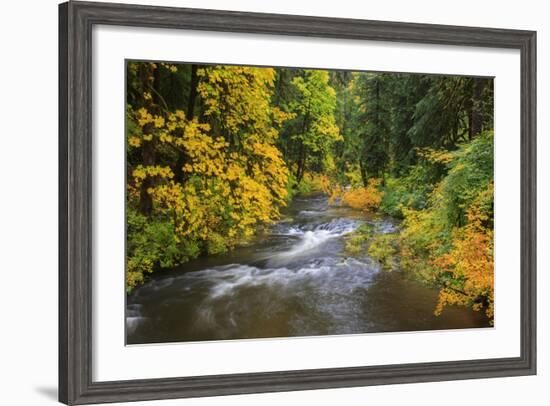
286, 70, 341, 183
408, 76, 493, 149
386, 74, 429, 174
125, 63, 293, 290
350, 73, 391, 185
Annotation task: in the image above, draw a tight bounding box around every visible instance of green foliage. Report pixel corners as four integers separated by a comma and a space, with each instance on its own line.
348, 73, 391, 183
279, 70, 341, 184
435, 131, 494, 228
206, 232, 228, 255
379, 144, 455, 218
379, 165, 432, 218
285, 172, 315, 199
294, 177, 317, 196
380, 180, 421, 218
368, 233, 399, 271
344, 224, 374, 256
397, 132, 494, 318
344, 225, 399, 272
408, 77, 493, 148
126, 208, 200, 292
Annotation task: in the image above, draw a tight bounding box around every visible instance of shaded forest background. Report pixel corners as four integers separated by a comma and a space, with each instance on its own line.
126, 61, 494, 320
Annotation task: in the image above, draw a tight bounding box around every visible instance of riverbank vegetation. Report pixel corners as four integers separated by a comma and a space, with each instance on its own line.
126, 61, 494, 322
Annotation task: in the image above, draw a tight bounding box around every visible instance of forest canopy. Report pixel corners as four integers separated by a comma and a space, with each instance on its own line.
126, 61, 494, 321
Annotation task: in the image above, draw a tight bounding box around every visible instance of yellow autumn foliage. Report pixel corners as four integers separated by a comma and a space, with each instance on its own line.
432, 183, 494, 319
126, 64, 292, 281
415, 147, 454, 165
397, 133, 494, 320
298, 172, 333, 195
341, 178, 383, 212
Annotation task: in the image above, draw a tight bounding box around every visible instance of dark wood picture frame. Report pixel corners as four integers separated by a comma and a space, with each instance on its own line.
59, 1, 537, 404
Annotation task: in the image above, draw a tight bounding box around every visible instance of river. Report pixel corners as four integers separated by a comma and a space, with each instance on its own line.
126, 194, 489, 344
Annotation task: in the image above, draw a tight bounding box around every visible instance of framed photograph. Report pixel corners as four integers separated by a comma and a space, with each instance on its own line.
59, 1, 536, 404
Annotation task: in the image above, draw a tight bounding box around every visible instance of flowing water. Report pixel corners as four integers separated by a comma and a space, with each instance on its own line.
127, 194, 489, 344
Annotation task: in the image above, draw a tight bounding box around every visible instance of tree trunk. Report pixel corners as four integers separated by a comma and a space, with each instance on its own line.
295, 105, 311, 184
137, 63, 160, 216
359, 160, 368, 187
296, 142, 306, 184
274, 69, 285, 107
138, 127, 155, 216
186, 64, 199, 120
174, 64, 199, 184
467, 109, 473, 141
376, 80, 380, 127
470, 80, 484, 138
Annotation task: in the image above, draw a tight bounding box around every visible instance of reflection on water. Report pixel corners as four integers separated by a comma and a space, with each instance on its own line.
127, 194, 489, 344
